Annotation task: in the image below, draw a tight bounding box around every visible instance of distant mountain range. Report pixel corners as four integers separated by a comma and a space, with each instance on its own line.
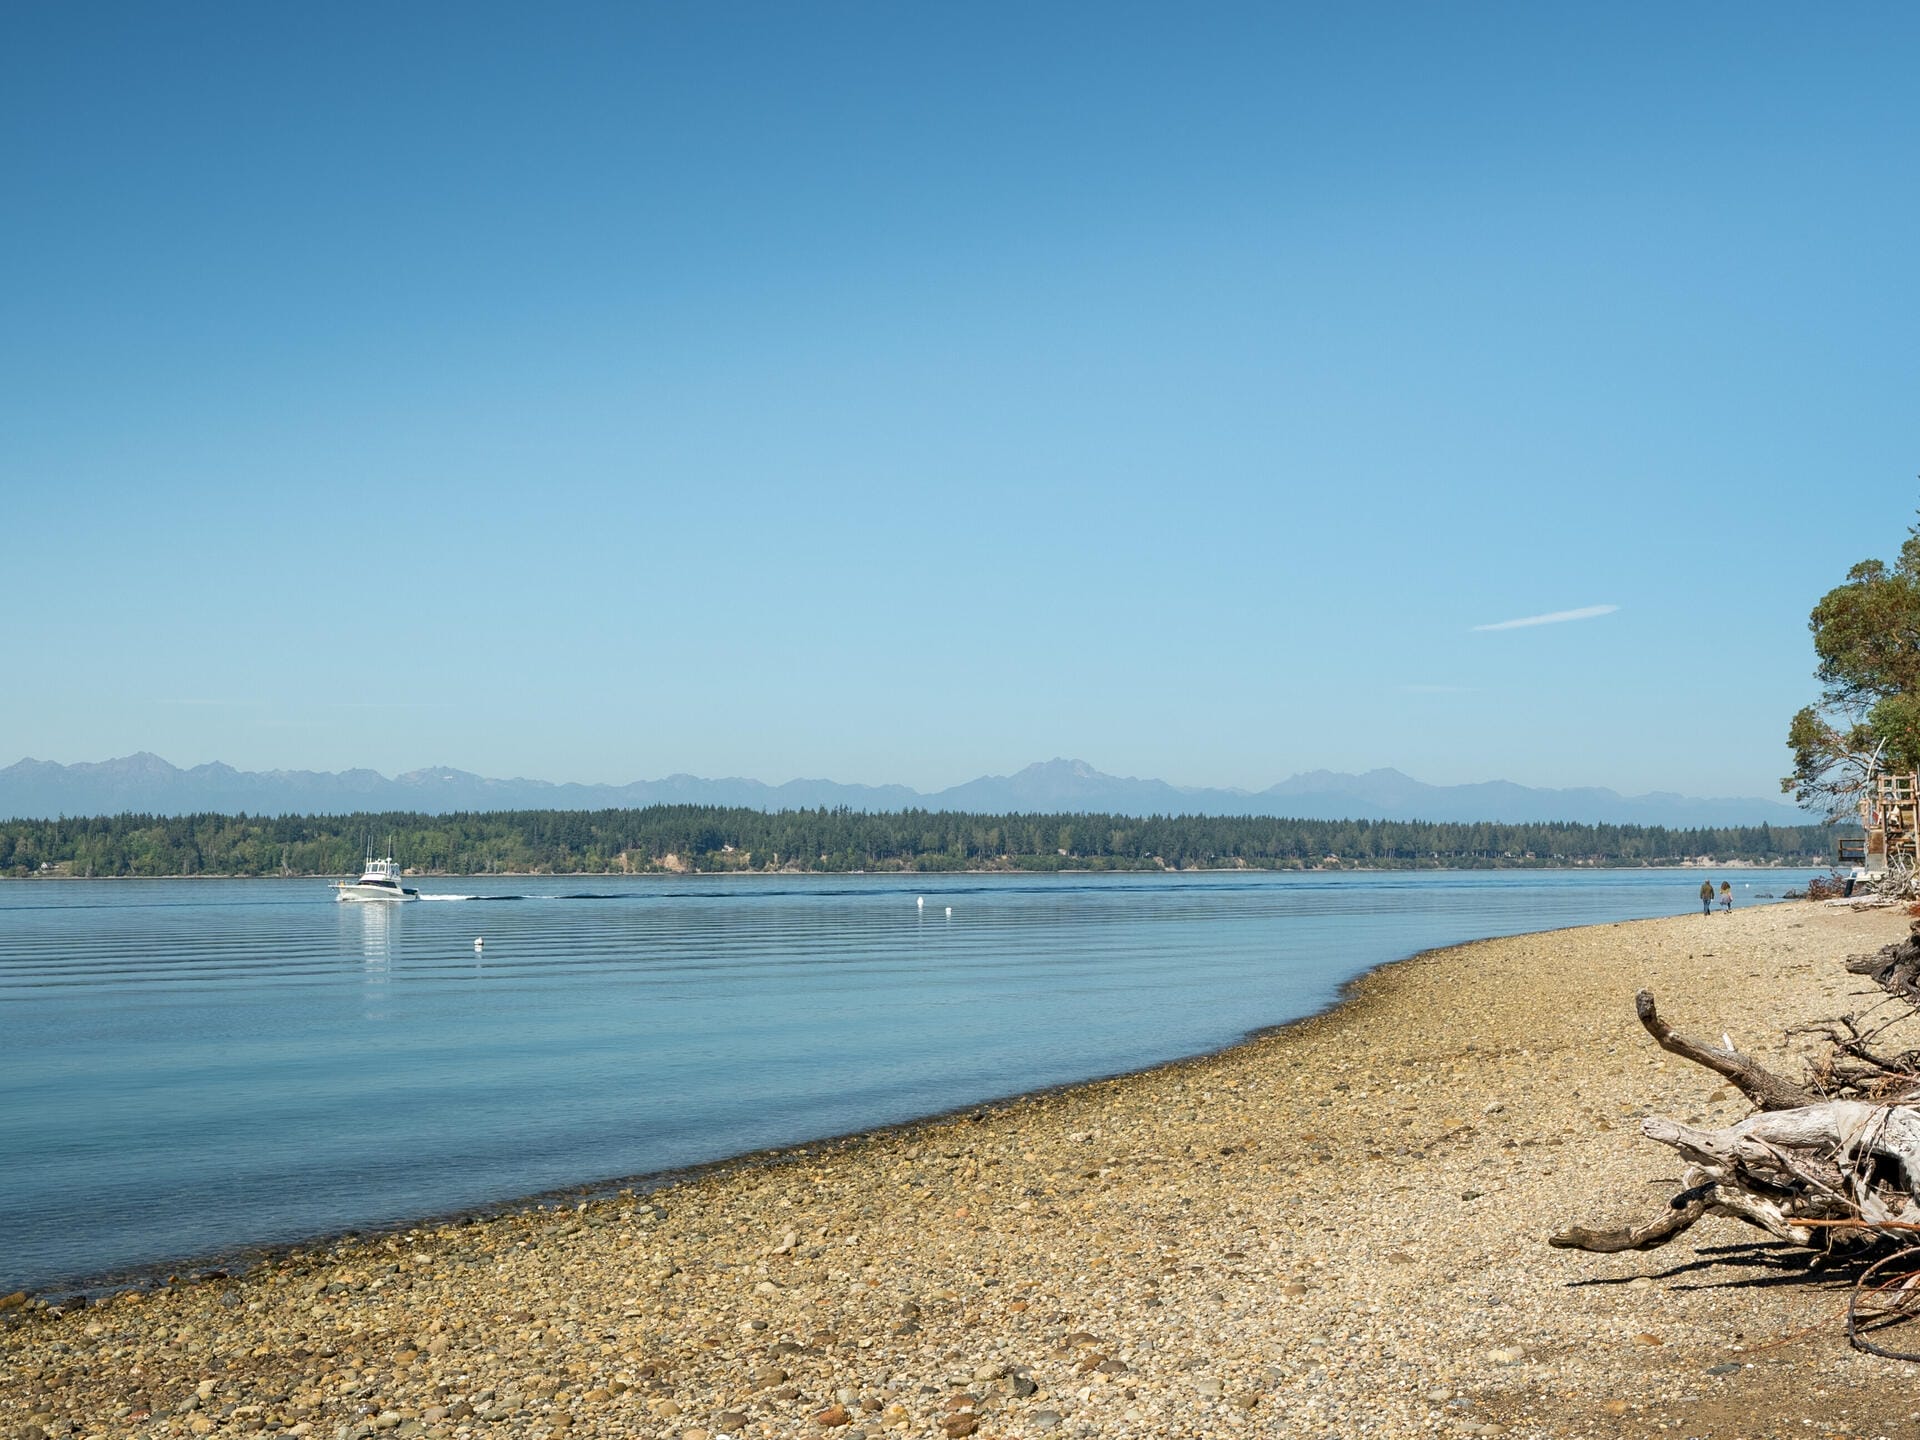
0, 753, 1819, 828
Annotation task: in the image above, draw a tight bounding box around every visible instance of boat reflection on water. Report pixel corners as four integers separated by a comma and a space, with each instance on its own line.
344, 897, 397, 967
340, 901, 398, 1022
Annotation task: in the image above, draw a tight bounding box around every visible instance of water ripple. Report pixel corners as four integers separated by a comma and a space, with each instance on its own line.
0, 868, 1808, 1292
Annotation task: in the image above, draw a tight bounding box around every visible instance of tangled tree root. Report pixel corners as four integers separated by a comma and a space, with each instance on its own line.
1552, 985, 1920, 1359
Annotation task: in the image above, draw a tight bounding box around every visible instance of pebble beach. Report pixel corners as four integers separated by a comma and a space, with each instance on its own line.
6, 899, 1916, 1440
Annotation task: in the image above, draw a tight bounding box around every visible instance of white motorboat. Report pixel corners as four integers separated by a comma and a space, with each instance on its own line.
335, 851, 419, 902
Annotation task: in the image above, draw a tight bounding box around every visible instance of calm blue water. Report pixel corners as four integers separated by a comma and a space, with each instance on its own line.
0, 868, 1811, 1292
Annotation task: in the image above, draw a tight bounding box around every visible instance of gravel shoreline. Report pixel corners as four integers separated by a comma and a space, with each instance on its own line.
6, 901, 1916, 1440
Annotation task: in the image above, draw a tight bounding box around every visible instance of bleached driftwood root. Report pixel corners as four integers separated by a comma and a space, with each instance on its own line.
1553, 995, 1920, 1256
1554, 978, 1920, 1360
1645, 1103, 1920, 1187
1642, 1104, 1920, 1236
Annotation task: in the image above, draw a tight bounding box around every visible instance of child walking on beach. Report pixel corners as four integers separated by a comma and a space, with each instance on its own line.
1720, 881, 1733, 912
1700, 880, 1715, 915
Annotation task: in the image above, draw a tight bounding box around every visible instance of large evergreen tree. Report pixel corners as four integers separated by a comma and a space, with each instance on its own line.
1785, 510, 1920, 815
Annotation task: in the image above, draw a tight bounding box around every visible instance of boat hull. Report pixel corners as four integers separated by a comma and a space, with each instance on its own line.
335, 884, 419, 902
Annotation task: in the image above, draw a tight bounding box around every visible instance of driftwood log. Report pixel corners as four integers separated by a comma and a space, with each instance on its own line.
1552, 992, 1920, 1255
1633, 989, 1818, 1110
1829, 922, 1920, 1099
1848, 925, 1920, 1007
1553, 968, 1920, 1357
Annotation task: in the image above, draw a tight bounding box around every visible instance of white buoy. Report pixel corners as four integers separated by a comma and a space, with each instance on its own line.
945, 906, 952, 916
917, 896, 924, 908
474, 938, 484, 951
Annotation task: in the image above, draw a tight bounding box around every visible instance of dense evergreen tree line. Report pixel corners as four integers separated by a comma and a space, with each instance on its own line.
0, 806, 1836, 877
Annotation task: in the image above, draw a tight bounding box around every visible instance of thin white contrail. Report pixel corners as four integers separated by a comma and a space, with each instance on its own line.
1472, 604, 1618, 632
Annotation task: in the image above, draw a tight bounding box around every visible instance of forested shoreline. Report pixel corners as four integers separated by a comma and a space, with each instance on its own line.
0, 806, 1835, 877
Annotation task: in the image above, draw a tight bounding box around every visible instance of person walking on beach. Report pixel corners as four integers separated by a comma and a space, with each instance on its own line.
1720, 881, 1733, 913
1700, 880, 1715, 915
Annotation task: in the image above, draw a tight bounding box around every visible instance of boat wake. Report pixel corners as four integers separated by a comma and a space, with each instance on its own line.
415, 892, 631, 903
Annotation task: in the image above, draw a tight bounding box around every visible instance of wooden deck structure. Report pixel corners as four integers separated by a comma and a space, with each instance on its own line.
1843, 771, 1920, 877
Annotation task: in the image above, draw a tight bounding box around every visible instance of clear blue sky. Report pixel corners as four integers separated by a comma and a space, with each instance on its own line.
4, 4, 1916, 798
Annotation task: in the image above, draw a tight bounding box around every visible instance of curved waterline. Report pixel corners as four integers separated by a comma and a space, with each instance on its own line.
0, 868, 1812, 1293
